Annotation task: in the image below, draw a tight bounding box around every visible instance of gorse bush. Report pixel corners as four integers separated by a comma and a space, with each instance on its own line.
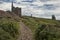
35, 24, 47, 40
21, 16, 60, 40
0, 28, 15, 40
35, 24, 60, 40
0, 19, 19, 40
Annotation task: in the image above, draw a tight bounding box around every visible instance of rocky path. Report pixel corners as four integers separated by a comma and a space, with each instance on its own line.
17, 21, 33, 40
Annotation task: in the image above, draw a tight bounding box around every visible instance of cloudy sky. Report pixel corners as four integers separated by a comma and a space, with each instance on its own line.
0, 0, 60, 20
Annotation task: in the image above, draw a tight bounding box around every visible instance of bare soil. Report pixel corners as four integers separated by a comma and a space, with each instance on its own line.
17, 21, 33, 40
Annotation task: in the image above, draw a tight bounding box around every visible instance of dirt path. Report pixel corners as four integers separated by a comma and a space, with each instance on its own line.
17, 21, 33, 40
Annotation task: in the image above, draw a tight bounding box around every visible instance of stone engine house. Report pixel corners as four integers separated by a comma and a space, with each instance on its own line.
11, 1, 21, 17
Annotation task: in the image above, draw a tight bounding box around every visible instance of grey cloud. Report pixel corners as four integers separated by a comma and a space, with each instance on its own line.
0, 0, 15, 2
0, 0, 60, 20
21, 0, 36, 3
40, 0, 50, 2
42, 4, 56, 10
29, 4, 57, 10
40, 0, 58, 2
0, 1, 3, 4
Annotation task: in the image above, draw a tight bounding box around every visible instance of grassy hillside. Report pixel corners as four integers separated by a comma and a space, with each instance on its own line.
0, 18, 19, 40
0, 10, 20, 21
21, 16, 60, 40
0, 10, 60, 40
0, 10, 21, 40
21, 16, 60, 32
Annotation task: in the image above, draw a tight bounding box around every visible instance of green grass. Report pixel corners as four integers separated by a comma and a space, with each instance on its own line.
0, 18, 19, 40
0, 28, 15, 40
21, 16, 60, 32
34, 24, 60, 40
21, 16, 60, 40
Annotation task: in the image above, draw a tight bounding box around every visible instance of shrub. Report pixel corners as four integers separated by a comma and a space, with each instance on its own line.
0, 19, 19, 40
0, 28, 15, 40
34, 24, 60, 40
35, 24, 47, 40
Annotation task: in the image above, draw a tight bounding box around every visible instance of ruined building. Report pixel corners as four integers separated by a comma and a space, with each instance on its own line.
11, 1, 21, 17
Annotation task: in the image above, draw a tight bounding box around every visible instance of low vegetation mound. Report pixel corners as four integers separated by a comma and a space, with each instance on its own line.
22, 16, 60, 40
22, 16, 60, 32
0, 10, 20, 21
0, 19, 19, 40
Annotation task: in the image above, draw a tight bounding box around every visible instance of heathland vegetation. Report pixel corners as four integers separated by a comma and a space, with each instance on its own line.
0, 10, 60, 40
21, 16, 60, 40
0, 18, 19, 40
